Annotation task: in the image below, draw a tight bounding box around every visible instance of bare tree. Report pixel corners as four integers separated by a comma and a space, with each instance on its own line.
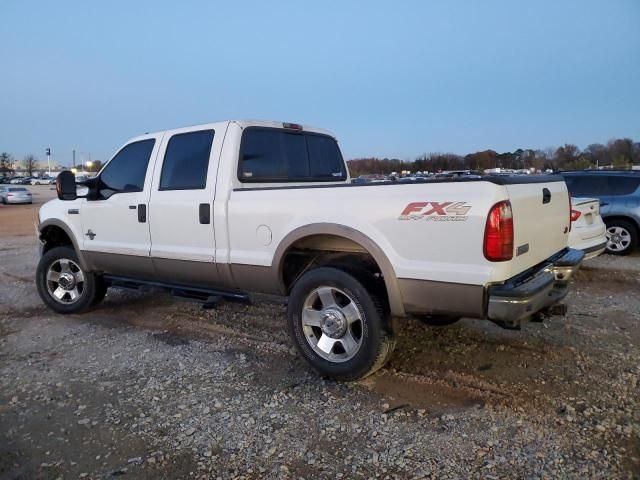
0, 152, 15, 178
23, 154, 39, 176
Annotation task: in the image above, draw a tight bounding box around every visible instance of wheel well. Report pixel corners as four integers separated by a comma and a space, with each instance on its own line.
40, 225, 74, 255
280, 234, 390, 312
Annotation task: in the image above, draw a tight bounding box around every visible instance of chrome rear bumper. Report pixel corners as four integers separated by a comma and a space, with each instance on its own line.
487, 248, 584, 329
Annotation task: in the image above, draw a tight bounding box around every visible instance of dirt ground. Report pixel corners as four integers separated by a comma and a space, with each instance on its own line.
1, 190, 639, 479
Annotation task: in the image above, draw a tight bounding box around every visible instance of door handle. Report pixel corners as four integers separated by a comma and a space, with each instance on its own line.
600, 201, 609, 207
199, 203, 210, 224
542, 188, 551, 204
138, 204, 147, 223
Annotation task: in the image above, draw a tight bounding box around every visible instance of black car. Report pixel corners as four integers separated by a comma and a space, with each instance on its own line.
560, 170, 640, 255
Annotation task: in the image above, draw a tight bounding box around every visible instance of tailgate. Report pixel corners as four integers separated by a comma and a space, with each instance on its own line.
505, 180, 570, 276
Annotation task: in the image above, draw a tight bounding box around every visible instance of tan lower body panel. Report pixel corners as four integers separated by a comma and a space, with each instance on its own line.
83, 251, 484, 318
84, 251, 156, 280
82, 251, 277, 294
398, 278, 486, 319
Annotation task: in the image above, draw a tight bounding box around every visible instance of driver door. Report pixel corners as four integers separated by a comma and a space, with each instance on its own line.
80, 134, 162, 278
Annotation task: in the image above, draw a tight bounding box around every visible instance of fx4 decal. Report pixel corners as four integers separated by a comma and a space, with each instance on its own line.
398, 202, 472, 221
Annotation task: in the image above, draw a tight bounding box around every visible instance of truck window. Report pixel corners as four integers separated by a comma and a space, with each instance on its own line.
160, 130, 214, 190
238, 127, 346, 183
307, 134, 346, 178
99, 139, 155, 198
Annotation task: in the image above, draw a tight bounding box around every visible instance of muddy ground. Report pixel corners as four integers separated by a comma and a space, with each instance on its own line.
1, 187, 639, 479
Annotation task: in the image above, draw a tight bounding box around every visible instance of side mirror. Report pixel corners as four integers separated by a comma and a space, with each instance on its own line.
56, 171, 77, 201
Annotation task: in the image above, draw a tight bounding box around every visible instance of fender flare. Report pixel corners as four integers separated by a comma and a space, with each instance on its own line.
272, 223, 405, 317
38, 219, 89, 270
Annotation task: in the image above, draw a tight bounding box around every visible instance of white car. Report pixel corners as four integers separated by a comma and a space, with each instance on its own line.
30, 177, 54, 185
36, 120, 584, 380
568, 197, 607, 260
0, 186, 33, 204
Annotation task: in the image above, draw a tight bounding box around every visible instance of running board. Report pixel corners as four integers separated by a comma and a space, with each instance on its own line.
102, 275, 251, 305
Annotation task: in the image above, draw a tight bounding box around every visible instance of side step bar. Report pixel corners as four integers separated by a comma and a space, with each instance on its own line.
102, 275, 251, 306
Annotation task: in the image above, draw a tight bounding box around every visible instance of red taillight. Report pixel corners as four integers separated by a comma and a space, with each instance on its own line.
282, 122, 303, 130
568, 193, 572, 232
570, 209, 581, 222
484, 200, 514, 262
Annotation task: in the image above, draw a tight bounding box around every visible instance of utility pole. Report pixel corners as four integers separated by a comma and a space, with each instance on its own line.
46, 148, 51, 176
72, 150, 76, 169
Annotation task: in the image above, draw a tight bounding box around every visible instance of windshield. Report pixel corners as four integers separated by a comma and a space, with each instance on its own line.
9, 187, 27, 192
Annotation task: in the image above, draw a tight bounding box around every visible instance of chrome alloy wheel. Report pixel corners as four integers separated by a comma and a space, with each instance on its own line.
606, 226, 631, 253
46, 258, 85, 304
301, 286, 364, 363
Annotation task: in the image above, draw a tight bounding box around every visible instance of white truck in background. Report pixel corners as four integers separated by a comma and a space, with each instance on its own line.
36, 120, 583, 380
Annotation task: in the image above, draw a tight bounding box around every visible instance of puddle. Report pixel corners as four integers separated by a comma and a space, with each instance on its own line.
151, 331, 190, 346
363, 372, 484, 414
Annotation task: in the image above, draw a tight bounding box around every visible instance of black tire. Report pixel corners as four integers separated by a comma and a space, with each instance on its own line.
287, 267, 395, 381
418, 315, 460, 327
605, 219, 638, 256
36, 246, 99, 314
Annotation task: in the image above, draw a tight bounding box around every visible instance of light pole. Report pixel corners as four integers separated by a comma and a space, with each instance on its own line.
46, 148, 51, 176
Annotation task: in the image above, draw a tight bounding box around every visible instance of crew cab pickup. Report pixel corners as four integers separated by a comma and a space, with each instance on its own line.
36, 120, 583, 380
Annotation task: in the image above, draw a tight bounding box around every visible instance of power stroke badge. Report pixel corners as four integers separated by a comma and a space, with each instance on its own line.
398, 202, 472, 221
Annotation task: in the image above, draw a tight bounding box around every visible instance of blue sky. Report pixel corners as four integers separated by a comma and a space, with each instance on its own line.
1, 0, 638, 166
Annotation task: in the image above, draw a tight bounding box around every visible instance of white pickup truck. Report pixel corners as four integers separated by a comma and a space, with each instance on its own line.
36, 120, 583, 380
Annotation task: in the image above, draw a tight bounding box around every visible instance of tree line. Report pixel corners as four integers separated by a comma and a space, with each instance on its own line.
2, 137, 639, 178
348, 138, 640, 176
0, 152, 103, 177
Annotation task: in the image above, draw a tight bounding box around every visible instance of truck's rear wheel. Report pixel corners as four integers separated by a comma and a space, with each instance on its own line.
287, 267, 395, 381
36, 246, 101, 314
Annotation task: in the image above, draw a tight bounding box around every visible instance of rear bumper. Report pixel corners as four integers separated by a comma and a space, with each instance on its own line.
487, 248, 584, 328
581, 240, 607, 260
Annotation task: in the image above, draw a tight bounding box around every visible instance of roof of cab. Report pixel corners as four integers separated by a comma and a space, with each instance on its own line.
140, 119, 336, 139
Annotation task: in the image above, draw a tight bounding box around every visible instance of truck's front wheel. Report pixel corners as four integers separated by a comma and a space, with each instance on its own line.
36, 246, 101, 314
287, 267, 395, 381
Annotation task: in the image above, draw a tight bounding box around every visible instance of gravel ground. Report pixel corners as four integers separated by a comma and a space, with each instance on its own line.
0, 207, 639, 478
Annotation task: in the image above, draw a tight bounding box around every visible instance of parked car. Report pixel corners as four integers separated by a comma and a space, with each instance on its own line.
37, 120, 583, 380
561, 171, 640, 255
31, 176, 54, 185
9, 176, 26, 184
0, 176, 12, 184
568, 198, 607, 260
0, 186, 32, 204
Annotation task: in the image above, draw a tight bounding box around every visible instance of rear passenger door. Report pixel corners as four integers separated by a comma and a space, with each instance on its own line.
148, 127, 222, 266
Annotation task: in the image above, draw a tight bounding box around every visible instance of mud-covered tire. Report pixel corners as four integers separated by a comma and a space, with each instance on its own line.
287, 267, 395, 381
36, 246, 99, 314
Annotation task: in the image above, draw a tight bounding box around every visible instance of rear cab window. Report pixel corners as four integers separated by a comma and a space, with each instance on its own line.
238, 127, 346, 183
